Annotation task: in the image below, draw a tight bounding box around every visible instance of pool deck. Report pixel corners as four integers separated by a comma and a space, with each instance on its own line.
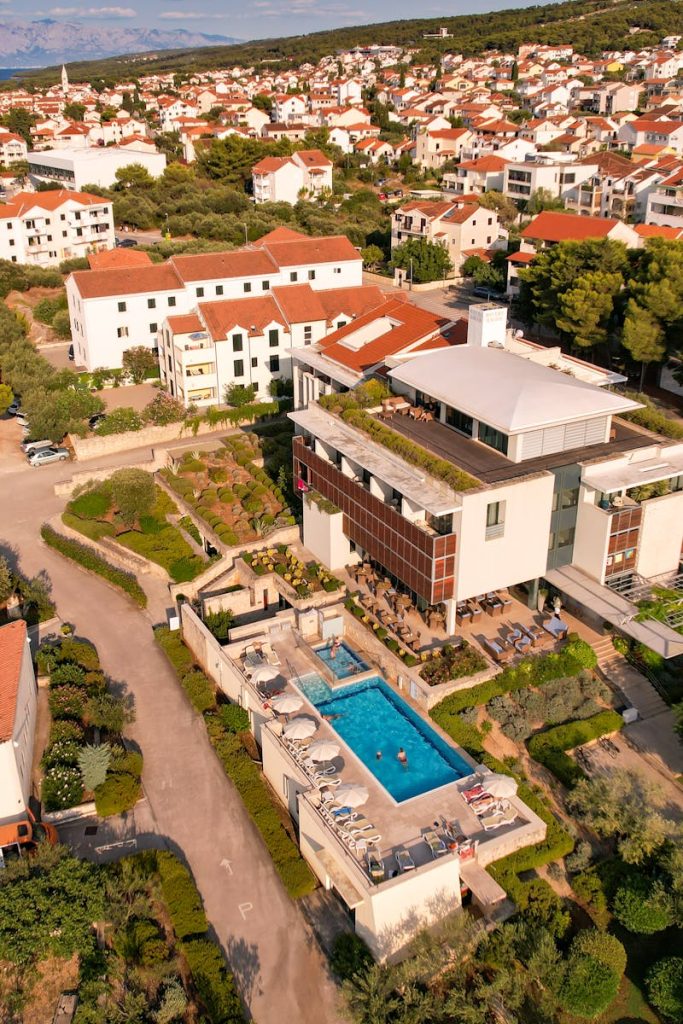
267, 631, 546, 878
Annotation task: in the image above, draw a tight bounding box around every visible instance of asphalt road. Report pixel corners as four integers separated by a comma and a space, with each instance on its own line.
0, 441, 342, 1024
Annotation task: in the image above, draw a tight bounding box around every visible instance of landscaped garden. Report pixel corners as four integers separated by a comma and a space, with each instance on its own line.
243, 544, 343, 597
62, 468, 207, 584
0, 845, 244, 1023
160, 423, 297, 547
37, 635, 142, 816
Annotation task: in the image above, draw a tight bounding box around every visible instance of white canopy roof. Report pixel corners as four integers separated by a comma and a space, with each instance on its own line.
389, 347, 640, 436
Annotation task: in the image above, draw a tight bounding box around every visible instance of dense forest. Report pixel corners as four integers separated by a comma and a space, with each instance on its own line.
7, 0, 683, 89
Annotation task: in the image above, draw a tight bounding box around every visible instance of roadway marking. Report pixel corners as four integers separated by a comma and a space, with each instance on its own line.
94, 839, 137, 854
220, 858, 233, 875
238, 902, 253, 919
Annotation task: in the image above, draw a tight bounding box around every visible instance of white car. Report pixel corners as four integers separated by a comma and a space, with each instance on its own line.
27, 446, 70, 467
21, 438, 53, 455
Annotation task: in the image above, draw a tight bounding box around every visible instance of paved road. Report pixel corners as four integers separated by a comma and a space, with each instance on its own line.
0, 456, 342, 1024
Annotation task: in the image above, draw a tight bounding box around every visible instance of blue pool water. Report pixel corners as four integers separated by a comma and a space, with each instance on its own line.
314, 640, 369, 680
297, 673, 471, 802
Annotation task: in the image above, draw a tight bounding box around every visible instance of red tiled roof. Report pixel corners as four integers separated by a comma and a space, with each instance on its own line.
507, 249, 536, 263
295, 148, 332, 167
167, 313, 203, 333
261, 235, 359, 267
71, 263, 182, 299
172, 249, 277, 283
458, 155, 509, 171
0, 621, 27, 743
87, 248, 152, 270
199, 294, 286, 339
316, 284, 386, 321
521, 211, 620, 242
252, 155, 292, 173
635, 224, 683, 239
0, 189, 108, 219
272, 283, 327, 323
255, 226, 307, 244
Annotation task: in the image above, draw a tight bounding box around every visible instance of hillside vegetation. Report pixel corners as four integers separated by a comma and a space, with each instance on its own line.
9, 0, 683, 87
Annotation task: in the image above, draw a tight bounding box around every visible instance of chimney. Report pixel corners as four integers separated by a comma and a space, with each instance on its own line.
466, 302, 508, 348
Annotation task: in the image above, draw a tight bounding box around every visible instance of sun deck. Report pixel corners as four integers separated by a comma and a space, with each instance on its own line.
383, 412, 656, 485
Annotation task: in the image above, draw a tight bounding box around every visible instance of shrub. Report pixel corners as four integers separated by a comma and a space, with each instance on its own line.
110, 747, 143, 778
181, 670, 216, 714
157, 852, 208, 939
204, 609, 234, 642
570, 929, 626, 978
48, 720, 84, 744
95, 406, 143, 435
78, 743, 111, 791
155, 626, 195, 676
42, 764, 84, 810
41, 525, 147, 607
69, 489, 111, 520
42, 739, 82, 769
219, 703, 250, 734
110, 469, 156, 526
565, 839, 592, 874
182, 938, 244, 1023
48, 685, 85, 720
94, 772, 141, 816
572, 869, 609, 923
57, 638, 101, 671
646, 957, 683, 1021
558, 953, 620, 1019
527, 710, 623, 787
179, 515, 202, 545
50, 663, 87, 689
330, 932, 373, 980
613, 874, 673, 934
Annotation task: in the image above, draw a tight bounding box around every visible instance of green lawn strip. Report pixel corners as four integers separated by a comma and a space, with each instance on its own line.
154, 627, 317, 900
526, 710, 624, 787
41, 523, 147, 607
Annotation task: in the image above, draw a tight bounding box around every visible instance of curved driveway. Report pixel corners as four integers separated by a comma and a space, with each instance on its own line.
0, 452, 342, 1024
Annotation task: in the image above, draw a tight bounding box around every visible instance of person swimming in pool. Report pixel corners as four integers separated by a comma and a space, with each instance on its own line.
397, 748, 408, 767
322, 712, 344, 721
329, 636, 341, 659
376, 750, 382, 761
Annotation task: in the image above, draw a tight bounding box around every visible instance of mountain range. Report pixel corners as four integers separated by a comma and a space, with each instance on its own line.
0, 18, 239, 68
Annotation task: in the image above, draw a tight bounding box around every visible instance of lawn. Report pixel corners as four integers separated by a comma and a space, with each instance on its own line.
159, 424, 296, 547
63, 480, 206, 583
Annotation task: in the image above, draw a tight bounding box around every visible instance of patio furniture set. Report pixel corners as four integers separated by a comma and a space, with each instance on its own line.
379, 397, 437, 423
456, 591, 513, 626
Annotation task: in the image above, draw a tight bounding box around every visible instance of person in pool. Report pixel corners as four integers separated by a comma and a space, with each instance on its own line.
329, 636, 341, 659
376, 750, 382, 761
397, 748, 408, 766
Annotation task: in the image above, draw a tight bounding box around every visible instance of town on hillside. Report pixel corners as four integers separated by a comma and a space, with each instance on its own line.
0, 13, 682, 1024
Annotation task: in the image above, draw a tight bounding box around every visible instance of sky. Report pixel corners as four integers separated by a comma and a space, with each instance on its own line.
6, 0, 567, 44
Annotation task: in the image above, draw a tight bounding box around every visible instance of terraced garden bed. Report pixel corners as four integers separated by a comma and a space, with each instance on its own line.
243, 545, 343, 597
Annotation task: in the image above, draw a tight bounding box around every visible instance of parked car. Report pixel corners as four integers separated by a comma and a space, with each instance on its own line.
27, 446, 70, 466
21, 437, 53, 455
16, 413, 29, 427
116, 237, 138, 248
68, 343, 74, 361
7, 401, 20, 416
472, 285, 508, 302
378, 192, 388, 201
88, 413, 106, 430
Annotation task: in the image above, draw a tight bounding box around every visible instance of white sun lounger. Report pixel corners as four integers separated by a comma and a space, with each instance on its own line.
396, 849, 415, 872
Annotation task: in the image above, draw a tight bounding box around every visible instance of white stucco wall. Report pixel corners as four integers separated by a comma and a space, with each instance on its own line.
454, 474, 554, 600
302, 499, 351, 570
636, 490, 683, 579
0, 636, 36, 823
572, 490, 611, 584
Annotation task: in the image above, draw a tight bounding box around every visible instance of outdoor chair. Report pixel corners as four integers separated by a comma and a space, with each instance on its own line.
396, 849, 415, 872
424, 829, 447, 858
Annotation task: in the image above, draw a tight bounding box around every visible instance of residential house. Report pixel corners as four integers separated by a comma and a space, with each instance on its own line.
252, 149, 333, 204
0, 131, 27, 165
391, 199, 506, 274
442, 155, 508, 195
0, 621, 37, 823
0, 189, 114, 266
414, 127, 473, 169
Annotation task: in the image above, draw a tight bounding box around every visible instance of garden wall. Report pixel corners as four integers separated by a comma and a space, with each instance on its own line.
54, 452, 165, 498
48, 512, 168, 581
70, 417, 243, 461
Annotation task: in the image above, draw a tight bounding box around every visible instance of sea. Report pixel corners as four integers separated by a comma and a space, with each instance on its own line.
0, 69, 26, 81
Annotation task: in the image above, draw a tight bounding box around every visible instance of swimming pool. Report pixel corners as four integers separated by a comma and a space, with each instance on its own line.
314, 639, 369, 680
297, 673, 471, 802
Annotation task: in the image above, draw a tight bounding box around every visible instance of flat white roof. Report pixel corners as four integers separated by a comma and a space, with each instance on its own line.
582, 442, 683, 492
389, 346, 640, 435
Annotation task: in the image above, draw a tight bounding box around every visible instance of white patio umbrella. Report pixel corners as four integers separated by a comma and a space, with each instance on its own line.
270, 692, 303, 714
335, 782, 369, 807
283, 717, 317, 740
250, 665, 281, 686
483, 774, 517, 799
307, 738, 341, 762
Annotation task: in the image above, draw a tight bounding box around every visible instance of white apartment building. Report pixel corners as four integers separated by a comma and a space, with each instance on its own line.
0, 130, 28, 165
391, 199, 506, 272
0, 621, 37, 823
0, 189, 114, 266
645, 166, 683, 227
28, 146, 166, 189
291, 303, 683, 658
67, 228, 363, 375
252, 149, 333, 204
442, 155, 508, 195
414, 127, 473, 168
504, 154, 596, 203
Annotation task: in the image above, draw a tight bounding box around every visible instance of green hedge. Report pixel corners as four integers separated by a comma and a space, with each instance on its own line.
182, 938, 244, 1024
431, 637, 597, 724
154, 628, 216, 713
157, 851, 209, 940
204, 716, 316, 899
527, 710, 623, 787
41, 524, 147, 607
154, 630, 316, 900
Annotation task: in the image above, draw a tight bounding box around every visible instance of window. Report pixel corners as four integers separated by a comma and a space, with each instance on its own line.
485, 501, 505, 539
149, 323, 158, 333
196, 287, 204, 298
561, 486, 579, 510
251, 357, 258, 368
74, 211, 81, 220
269, 355, 280, 372
233, 333, 243, 352
334, 267, 341, 274
446, 405, 473, 436
60, 213, 65, 221
336, 320, 346, 329
304, 325, 312, 343
117, 326, 129, 338
62, 231, 67, 237
478, 421, 508, 455
147, 298, 156, 309
168, 296, 176, 307
308, 269, 316, 280
243, 282, 252, 293
262, 280, 270, 290
234, 359, 244, 377
117, 301, 127, 312
216, 285, 223, 296
289, 271, 298, 282
557, 526, 576, 548
268, 329, 279, 347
